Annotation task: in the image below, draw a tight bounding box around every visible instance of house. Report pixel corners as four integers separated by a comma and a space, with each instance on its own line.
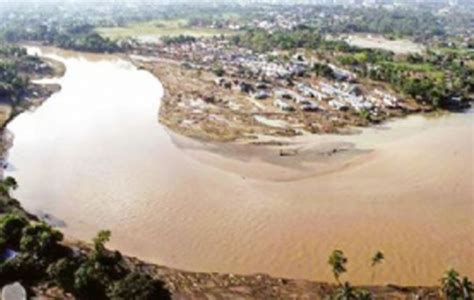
256, 82, 268, 90
301, 100, 320, 112
254, 91, 270, 100
274, 99, 294, 111
329, 99, 349, 111
275, 89, 295, 100
214, 77, 226, 86
346, 95, 374, 112
297, 83, 327, 101
374, 89, 399, 108
239, 82, 255, 94
329, 64, 357, 82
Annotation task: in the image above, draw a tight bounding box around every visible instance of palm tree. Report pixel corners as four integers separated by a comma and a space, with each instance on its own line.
441, 269, 462, 300
332, 282, 358, 300
356, 290, 373, 300
370, 251, 384, 283
461, 277, 474, 300
328, 250, 348, 285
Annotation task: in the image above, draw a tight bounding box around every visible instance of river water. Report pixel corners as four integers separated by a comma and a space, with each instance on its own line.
6, 48, 474, 285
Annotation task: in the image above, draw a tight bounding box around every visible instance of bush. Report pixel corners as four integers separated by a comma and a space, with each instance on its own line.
161, 35, 196, 45
0, 214, 28, 248
74, 261, 109, 299
20, 223, 64, 258
0, 254, 46, 285
212, 66, 225, 77
47, 257, 80, 292
107, 273, 171, 300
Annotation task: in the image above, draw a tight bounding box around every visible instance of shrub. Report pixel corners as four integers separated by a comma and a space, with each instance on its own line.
212, 66, 225, 77
0, 253, 46, 285
107, 273, 171, 300
20, 223, 64, 258
74, 261, 109, 299
0, 214, 28, 248
47, 257, 80, 292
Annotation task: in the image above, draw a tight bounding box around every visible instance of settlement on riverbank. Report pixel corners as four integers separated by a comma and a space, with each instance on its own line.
128, 31, 471, 143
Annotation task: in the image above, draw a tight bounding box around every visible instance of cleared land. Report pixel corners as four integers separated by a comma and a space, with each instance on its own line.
344, 34, 426, 54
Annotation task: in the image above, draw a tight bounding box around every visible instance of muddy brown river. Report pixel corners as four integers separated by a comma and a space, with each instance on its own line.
6, 48, 474, 285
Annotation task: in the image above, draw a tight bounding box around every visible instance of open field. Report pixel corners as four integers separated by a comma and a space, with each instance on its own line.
344, 34, 426, 54
96, 19, 240, 42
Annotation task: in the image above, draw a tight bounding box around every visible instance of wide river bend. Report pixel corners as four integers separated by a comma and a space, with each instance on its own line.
6, 48, 474, 285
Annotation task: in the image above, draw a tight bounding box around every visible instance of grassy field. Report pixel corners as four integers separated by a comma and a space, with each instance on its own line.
96, 19, 240, 42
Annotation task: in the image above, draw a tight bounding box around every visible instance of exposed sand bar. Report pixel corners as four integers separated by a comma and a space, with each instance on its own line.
6, 47, 473, 286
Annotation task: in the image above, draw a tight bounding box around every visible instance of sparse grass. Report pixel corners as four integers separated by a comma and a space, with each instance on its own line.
96, 19, 240, 41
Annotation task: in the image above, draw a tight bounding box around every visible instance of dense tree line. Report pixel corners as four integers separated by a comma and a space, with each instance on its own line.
161, 35, 197, 46
1, 24, 121, 54
335, 49, 473, 108
0, 46, 31, 105
232, 29, 353, 53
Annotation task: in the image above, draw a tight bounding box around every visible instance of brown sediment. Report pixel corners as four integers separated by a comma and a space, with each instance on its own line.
7, 47, 473, 288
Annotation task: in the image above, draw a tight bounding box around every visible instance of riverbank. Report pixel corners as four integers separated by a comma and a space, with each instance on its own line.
5, 47, 473, 290
0, 46, 65, 181
1, 195, 444, 299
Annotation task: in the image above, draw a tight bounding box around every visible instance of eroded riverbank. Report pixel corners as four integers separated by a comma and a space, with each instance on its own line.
6, 47, 474, 287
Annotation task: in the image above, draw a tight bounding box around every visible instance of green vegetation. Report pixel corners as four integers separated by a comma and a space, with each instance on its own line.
328, 250, 348, 284
232, 29, 352, 53
161, 34, 197, 45
313, 62, 336, 79
0, 46, 30, 105
55, 33, 121, 53
0, 215, 170, 299
0, 178, 170, 299
334, 47, 473, 108
231, 27, 471, 110
327, 250, 372, 300
1, 24, 121, 53
441, 269, 474, 300
370, 251, 384, 283
334, 8, 444, 38
0, 44, 62, 127
107, 272, 170, 300
96, 19, 238, 41
327, 250, 474, 300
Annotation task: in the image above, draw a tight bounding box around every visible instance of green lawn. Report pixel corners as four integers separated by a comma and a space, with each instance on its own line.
96, 19, 240, 41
